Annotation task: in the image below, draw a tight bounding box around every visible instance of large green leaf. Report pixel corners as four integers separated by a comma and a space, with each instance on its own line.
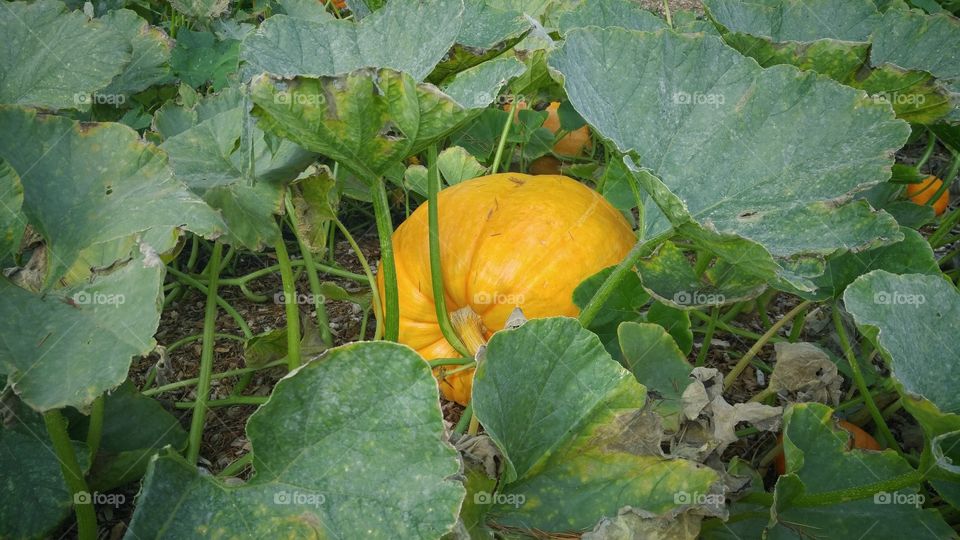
550, 28, 909, 271
0, 250, 163, 412
160, 92, 316, 250
428, 1, 530, 83
871, 8, 960, 81
472, 318, 721, 533
558, 0, 668, 33
440, 56, 526, 109
0, 0, 129, 110
0, 107, 225, 287
705, 0, 880, 41
127, 342, 464, 538
843, 271, 960, 416
0, 428, 89, 539
769, 403, 954, 539
251, 69, 474, 180
99, 10, 173, 98
241, 0, 463, 82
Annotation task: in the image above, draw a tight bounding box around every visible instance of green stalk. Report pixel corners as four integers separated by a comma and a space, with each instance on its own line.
371, 180, 400, 341
44, 409, 97, 540
142, 359, 288, 397
579, 229, 673, 327
218, 453, 254, 477
196, 260, 365, 286
176, 396, 268, 409
916, 130, 938, 171
334, 218, 383, 339
788, 304, 809, 342
923, 147, 959, 210
662, 0, 673, 27
453, 402, 474, 435
491, 100, 516, 175
929, 207, 960, 248
273, 234, 302, 370
186, 242, 223, 465
427, 144, 471, 357
832, 304, 900, 452
166, 267, 253, 338
721, 301, 747, 323
723, 300, 811, 390
695, 307, 720, 367
85, 396, 105, 459
428, 357, 475, 367
285, 196, 334, 347
690, 309, 785, 343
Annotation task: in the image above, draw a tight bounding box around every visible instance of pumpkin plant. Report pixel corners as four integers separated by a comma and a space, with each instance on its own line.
378, 172, 635, 403
906, 175, 951, 216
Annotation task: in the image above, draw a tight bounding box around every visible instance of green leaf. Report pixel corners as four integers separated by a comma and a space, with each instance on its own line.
160, 97, 316, 250
473, 318, 721, 532
843, 271, 960, 416
169, 0, 230, 18
849, 65, 953, 124
127, 342, 464, 538
0, 106, 225, 287
170, 29, 240, 91
637, 241, 767, 309
0, 428, 89, 539
69, 381, 187, 492
550, 28, 909, 273
573, 266, 650, 359
800, 227, 940, 300
241, 0, 463, 82
438, 146, 487, 185
770, 403, 954, 538
0, 249, 163, 412
99, 10, 173, 98
0, 0, 130, 110
251, 69, 473, 180
871, 8, 960, 81
618, 321, 693, 431
0, 157, 24, 261
558, 0, 668, 33
440, 56, 526, 109
646, 301, 694, 356
705, 0, 880, 41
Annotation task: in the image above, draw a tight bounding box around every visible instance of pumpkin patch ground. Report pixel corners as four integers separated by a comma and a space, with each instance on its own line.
2, 0, 960, 539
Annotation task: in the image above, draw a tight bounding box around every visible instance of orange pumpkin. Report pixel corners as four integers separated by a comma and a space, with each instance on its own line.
775, 419, 882, 475
505, 101, 593, 158
378, 173, 635, 404
906, 175, 950, 216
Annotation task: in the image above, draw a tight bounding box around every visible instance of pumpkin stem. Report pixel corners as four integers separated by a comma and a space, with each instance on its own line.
449, 306, 488, 357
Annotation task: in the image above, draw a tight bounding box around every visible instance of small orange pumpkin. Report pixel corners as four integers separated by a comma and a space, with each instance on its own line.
775, 419, 882, 475
906, 175, 950, 216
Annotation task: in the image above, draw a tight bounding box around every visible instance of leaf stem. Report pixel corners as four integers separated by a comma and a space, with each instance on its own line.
578, 229, 673, 327
427, 144, 472, 357
723, 300, 811, 390
274, 234, 302, 370
85, 396, 105, 460
285, 195, 334, 347
142, 359, 288, 396
175, 396, 269, 409
217, 452, 254, 477
44, 409, 97, 540
334, 218, 383, 340
186, 241, 223, 465
371, 180, 400, 341
166, 267, 253, 337
695, 306, 719, 367
491, 100, 516, 175
831, 304, 900, 452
